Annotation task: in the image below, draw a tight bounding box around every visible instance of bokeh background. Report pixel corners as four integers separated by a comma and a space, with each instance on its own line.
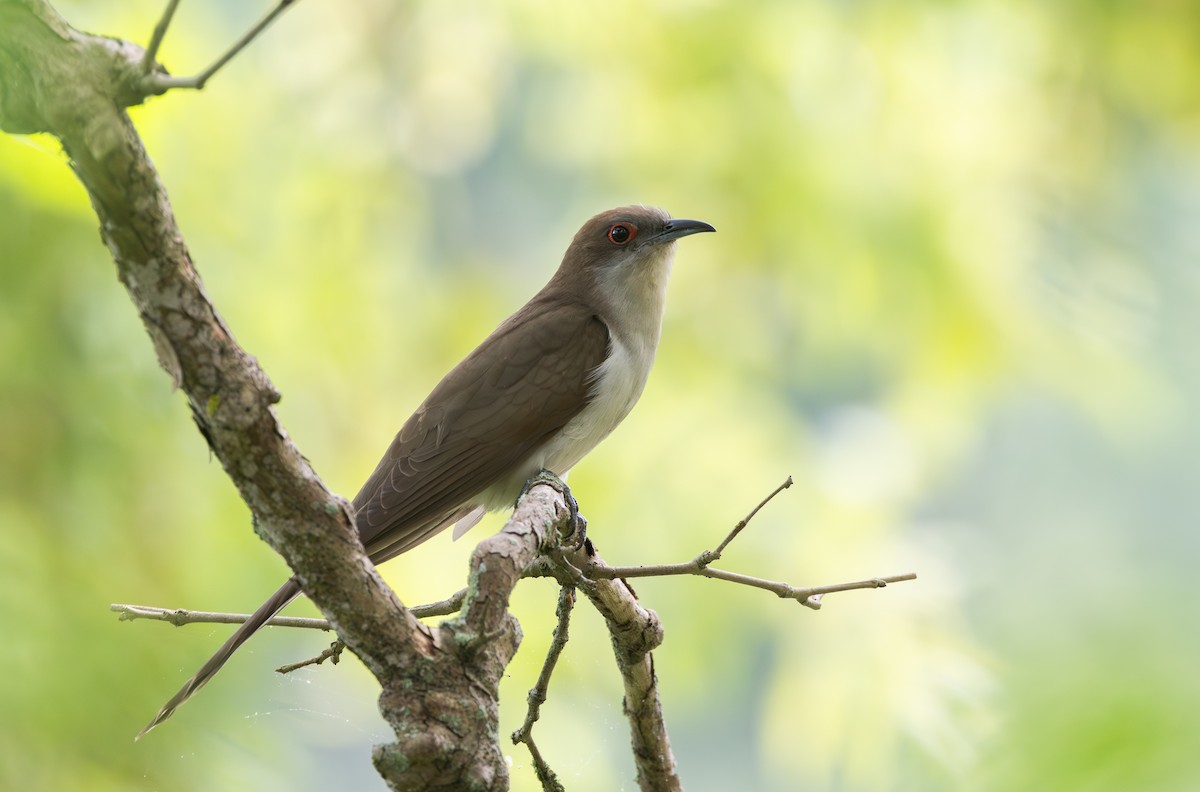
3, 1, 1198, 790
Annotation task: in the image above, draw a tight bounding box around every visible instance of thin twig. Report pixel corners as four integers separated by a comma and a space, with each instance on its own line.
408, 587, 470, 620
585, 563, 916, 609
110, 587, 468, 630
543, 543, 679, 789
140, 0, 181, 73
524, 558, 916, 610
142, 0, 300, 92
276, 640, 345, 674
704, 475, 793, 563
110, 603, 332, 630
512, 586, 574, 792
520, 474, 914, 610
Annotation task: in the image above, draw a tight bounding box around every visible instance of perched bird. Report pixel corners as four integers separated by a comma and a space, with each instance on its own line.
138, 205, 714, 737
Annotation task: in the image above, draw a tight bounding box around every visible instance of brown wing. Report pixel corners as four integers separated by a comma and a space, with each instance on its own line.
351, 297, 609, 560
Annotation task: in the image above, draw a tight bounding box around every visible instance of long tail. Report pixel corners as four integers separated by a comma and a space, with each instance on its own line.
136, 578, 303, 739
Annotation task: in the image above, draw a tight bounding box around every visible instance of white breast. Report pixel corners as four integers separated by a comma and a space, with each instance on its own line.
541, 329, 654, 472
466, 238, 676, 522
466, 331, 654, 521
537, 238, 676, 476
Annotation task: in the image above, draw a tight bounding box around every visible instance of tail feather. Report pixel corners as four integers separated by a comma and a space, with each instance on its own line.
136, 578, 303, 739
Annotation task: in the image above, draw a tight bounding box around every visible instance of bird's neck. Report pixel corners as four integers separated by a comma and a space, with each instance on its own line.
593, 241, 676, 359
526, 241, 678, 478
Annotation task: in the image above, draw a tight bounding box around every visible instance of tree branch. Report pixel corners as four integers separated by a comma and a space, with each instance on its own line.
706, 475, 792, 561
139, 0, 179, 72
276, 640, 346, 674
587, 564, 916, 610
111, 604, 333, 631
544, 541, 681, 792
0, 3, 525, 788
367, 474, 578, 790
140, 0, 301, 93
523, 476, 916, 610
109, 588, 468, 630
3, 6, 920, 791
516, 477, 915, 791
511, 585, 575, 792
112, 468, 911, 791
1, 0, 424, 682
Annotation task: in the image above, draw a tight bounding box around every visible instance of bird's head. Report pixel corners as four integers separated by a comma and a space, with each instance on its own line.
554, 206, 715, 320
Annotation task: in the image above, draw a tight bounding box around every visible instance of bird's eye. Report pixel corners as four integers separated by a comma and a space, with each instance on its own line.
607, 223, 636, 245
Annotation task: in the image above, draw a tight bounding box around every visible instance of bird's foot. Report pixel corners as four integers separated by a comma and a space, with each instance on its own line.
520, 470, 588, 550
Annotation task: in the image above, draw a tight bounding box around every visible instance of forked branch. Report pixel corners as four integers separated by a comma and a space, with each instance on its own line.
527, 477, 917, 611
511, 585, 575, 792
139, 0, 301, 93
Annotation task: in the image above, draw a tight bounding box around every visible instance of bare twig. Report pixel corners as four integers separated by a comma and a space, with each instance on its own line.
517, 477, 917, 792
705, 475, 793, 562
111, 603, 332, 630
109, 587, 468, 630
522, 474, 916, 610
512, 586, 574, 792
544, 543, 679, 791
141, 0, 300, 92
140, 0, 181, 73
276, 640, 345, 674
787, 574, 917, 610
586, 564, 917, 610
405, 587, 469, 619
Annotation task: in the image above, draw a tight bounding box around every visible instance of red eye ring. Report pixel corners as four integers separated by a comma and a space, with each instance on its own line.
607, 223, 636, 245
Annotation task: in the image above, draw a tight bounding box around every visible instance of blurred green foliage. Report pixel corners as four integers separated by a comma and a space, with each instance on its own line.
2, 0, 1199, 790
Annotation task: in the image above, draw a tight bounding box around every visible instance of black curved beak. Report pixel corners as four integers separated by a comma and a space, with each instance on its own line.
654, 218, 716, 244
